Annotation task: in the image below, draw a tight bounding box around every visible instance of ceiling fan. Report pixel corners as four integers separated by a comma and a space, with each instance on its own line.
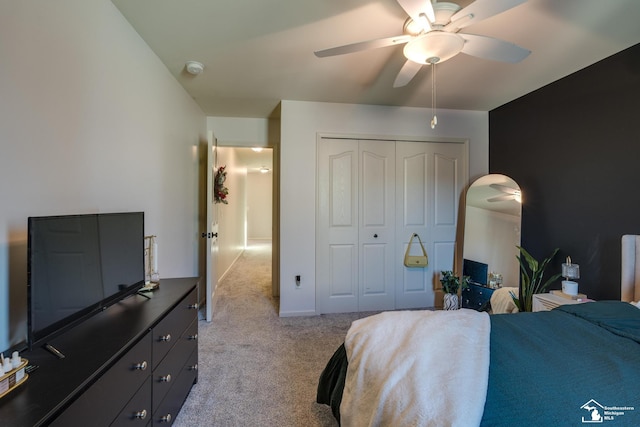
488, 183, 521, 203
314, 0, 531, 88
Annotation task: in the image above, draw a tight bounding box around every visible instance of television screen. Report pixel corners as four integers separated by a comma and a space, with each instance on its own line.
27, 212, 144, 348
463, 258, 488, 286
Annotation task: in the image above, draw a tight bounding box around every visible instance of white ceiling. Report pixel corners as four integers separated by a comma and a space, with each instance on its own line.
112, 0, 640, 119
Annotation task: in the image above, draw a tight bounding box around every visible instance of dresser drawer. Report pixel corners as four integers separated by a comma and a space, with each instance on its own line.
462, 284, 495, 311
152, 318, 198, 411
153, 349, 198, 427
51, 333, 152, 427
110, 376, 152, 426
152, 288, 198, 367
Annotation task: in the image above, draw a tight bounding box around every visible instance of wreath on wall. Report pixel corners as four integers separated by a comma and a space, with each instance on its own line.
214, 165, 229, 204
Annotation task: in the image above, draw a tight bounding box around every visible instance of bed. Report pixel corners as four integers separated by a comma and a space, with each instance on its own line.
316, 236, 640, 426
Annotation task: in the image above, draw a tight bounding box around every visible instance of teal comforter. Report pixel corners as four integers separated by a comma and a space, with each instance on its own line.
482, 301, 640, 426
317, 301, 640, 426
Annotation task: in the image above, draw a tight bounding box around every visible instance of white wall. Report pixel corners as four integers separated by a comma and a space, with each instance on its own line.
278, 101, 489, 316
0, 0, 206, 352
247, 172, 273, 240
208, 117, 270, 148
464, 206, 521, 286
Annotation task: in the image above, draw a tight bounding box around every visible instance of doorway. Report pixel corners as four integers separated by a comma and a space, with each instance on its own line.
206, 146, 275, 317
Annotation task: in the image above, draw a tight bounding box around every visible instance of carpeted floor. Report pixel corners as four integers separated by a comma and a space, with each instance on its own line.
174, 241, 370, 426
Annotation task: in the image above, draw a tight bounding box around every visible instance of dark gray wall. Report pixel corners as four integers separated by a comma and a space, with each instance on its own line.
489, 43, 640, 300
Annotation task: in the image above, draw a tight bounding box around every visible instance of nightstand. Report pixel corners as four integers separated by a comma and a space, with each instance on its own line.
532, 292, 591, 312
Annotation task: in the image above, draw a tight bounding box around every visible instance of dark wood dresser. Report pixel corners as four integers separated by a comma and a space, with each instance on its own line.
462, 282, 495, 311
0, 277, 199, 426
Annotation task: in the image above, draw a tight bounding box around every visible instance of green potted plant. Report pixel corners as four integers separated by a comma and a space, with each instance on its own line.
510, 246, 561, 312
440, 270, 470, 310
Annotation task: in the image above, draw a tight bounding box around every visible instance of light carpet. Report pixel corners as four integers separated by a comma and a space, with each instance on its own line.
173, 241, 371, 426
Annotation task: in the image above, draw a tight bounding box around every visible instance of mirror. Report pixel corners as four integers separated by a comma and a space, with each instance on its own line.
462, 174, 522, 291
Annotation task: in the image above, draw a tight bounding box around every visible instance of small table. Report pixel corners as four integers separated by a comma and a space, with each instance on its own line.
532, 292, 591, 312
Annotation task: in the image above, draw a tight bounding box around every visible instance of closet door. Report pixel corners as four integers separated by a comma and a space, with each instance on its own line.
317, 139, 359, 313
395, 141, 467, 309
358, 140, 395, 311
316, 138, 395, 313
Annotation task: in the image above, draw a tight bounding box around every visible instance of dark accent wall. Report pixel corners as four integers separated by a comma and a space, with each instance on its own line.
489, 43, 640, 300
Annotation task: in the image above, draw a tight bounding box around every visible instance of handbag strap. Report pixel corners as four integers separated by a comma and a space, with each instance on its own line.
407, 233, 428, 257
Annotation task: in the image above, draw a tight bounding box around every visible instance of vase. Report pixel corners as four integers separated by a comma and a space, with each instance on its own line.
444, 293, 459, 310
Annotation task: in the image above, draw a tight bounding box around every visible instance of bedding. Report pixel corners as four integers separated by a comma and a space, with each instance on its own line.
489, 286, 519, 314
317, 301, 640, 426
340, 310, 490, 427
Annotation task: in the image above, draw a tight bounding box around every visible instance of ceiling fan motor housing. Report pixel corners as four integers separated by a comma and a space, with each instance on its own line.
403, 32, 464, 64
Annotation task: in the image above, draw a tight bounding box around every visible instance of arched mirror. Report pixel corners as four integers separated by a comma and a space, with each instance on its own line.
461, 174, 522, 310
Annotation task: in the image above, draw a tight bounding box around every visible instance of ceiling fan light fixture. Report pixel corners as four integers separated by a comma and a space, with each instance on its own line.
403, 32, 464, 64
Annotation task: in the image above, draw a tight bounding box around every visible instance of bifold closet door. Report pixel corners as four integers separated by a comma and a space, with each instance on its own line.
317, 138, 395, 313
395, 141, 466, 309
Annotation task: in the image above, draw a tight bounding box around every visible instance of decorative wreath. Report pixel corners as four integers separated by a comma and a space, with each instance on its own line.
214, 165, 229, 204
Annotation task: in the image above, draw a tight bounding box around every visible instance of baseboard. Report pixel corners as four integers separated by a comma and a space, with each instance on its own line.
279, 309, 317, 317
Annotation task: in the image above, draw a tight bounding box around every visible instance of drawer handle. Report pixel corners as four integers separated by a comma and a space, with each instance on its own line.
188, 333, 198, 341
160, 414, 172, 423
133, 361, 148, 371
188, 303, 199, 310
189, 363, 198, 371
134, 409, 147, 420
159, 334, 171, 342
160, 374, 172, 382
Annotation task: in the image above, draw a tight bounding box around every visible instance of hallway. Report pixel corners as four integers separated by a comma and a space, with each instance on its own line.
174, 240, 362, 426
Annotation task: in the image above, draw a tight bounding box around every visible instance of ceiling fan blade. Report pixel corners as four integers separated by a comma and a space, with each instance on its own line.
490, 183, 518, 194
397, 0, 435, 27
460, 33, 530, 63
314, 35, 412, 58
450, 0, 526, 30
488, 194, 515, 202
393, 59, 423, 88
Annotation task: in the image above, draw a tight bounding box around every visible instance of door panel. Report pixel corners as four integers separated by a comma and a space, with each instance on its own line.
395, 141, 466, 309
205, 135, 219, 322
317, 139, 359, 313
403, 153, 427, 226
359, 141, 395, 311
328, 244, 357, 297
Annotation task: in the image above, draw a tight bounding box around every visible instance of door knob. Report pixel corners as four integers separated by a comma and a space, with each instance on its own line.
373, 234, 378, 238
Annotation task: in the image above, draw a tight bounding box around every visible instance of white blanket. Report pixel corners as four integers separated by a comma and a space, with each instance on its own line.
340, 309, 491, 427
490, 287, 520, 314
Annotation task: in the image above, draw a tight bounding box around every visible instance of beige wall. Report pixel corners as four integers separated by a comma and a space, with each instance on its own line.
0, 0, 206, 351
247, 172, 273, 240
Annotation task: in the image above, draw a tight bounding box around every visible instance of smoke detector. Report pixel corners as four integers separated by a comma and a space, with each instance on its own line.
185, 61, 204, 75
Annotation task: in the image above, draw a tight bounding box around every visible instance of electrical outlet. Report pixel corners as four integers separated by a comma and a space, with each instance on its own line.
295, 275, 301, 287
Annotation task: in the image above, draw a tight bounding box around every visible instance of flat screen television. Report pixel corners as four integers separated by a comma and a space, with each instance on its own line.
463, 258, 489, 286
27, 212, 145, 349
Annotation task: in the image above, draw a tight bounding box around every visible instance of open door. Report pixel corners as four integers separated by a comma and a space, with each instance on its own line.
204, 133, 219, 322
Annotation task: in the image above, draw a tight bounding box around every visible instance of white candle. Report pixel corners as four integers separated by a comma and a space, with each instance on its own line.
153, 242, 158, 272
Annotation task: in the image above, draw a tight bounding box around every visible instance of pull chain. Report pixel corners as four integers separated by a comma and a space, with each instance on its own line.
430, 61, 437, 129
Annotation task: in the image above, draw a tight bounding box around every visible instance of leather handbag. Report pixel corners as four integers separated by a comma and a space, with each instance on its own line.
404, 233, 428, 268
